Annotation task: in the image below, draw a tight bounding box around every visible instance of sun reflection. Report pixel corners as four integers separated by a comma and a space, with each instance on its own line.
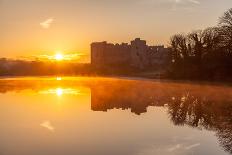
56, 88, 63, 96
56, 77, 62, 81
39, 88, 82, 96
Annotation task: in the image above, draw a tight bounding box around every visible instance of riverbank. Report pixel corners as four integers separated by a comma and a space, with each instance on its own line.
1, 74, 232, 88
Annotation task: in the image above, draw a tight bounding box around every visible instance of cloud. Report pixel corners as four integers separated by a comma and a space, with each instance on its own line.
185, 143, 201, 150
173, 0, 200, 4
188, 0, 200, 4
174, 0, 182, 3
136, 141, 201, 155
168, 144, 182, 152
40, 18, 54, 29
34, 53, 83, 61
40, 120, 55, 132
168, 143, 201, 151
171, 0, 200, 11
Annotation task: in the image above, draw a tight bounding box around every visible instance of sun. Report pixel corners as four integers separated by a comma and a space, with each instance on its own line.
55, 53, 64, 61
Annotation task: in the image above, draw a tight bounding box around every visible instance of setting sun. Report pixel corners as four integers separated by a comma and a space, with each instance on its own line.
55, 53, 64, 61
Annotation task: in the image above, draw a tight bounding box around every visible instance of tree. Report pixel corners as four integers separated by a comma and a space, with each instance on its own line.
188, 30, 205, 61
218, 8, 232, 51
170, 34, 188, 61
168, 8, 232, 80
202, 27, 221, 53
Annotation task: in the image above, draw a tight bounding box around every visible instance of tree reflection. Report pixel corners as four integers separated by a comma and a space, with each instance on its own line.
167, 94, 232, 154
90, 80, 232, 154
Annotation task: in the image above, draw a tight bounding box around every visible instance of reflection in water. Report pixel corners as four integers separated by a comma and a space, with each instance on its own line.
56, 77, 62, 81
166, 93, 232, 154
56, 88, 63, 96
39, 88, 82, 96
90, 79, 232, 154
0, 77, 231, 154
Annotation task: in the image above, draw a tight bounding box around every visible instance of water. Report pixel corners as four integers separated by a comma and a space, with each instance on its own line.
0, 77, 231, 155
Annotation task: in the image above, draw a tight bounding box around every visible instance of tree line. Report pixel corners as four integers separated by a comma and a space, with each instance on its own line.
168, 8, 232, 81
0, 58, 93, 76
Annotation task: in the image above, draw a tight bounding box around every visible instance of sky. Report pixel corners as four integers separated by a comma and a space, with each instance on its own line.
1, 0, 232, 61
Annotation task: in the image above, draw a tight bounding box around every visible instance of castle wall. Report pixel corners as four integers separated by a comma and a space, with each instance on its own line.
148, 46, 171, 66
130, 38, 150, 69
91, 38, 170, 69
91, 42, 131, 67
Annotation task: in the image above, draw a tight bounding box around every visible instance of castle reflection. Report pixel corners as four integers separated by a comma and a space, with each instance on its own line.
0, 77, 231, 154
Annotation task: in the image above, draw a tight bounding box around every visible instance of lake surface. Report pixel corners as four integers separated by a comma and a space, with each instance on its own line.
0, 77, 231, 155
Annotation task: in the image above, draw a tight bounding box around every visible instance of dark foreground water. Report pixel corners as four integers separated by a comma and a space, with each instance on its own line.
0, 77, 231, 155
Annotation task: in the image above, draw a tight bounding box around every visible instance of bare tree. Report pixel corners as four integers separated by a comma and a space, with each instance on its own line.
168, 8, 232, 79
218, 8, 232, 51
188, 30, 205, 60
170, 34, 189, 61
202, 27, 221, 52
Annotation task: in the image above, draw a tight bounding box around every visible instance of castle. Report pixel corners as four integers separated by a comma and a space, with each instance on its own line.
91, 38, 171, 69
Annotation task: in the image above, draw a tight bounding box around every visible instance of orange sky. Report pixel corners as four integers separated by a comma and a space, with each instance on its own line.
1, 0, 232, 62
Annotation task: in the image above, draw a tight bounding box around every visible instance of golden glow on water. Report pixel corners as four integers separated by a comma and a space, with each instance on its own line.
39, 88, 83, 96
56, 77, 62, 81
56, 88, 63, 96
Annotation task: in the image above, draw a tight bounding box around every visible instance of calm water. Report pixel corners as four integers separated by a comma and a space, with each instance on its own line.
0, 77, 232, 155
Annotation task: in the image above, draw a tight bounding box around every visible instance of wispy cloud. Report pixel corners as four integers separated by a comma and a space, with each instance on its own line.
168, 144, 182, 152
188, 0, 200, 4
35, 53, 84, 61
40, 120, 55, 132
168, 143, 201, 152
40, 18, 54, 29
136, 142, 201, 155
174, 0, 181, 3
171, 0, 200, 11
173, 0, 200, 5
16, 53, 87, 63
185, 143, 201, 150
